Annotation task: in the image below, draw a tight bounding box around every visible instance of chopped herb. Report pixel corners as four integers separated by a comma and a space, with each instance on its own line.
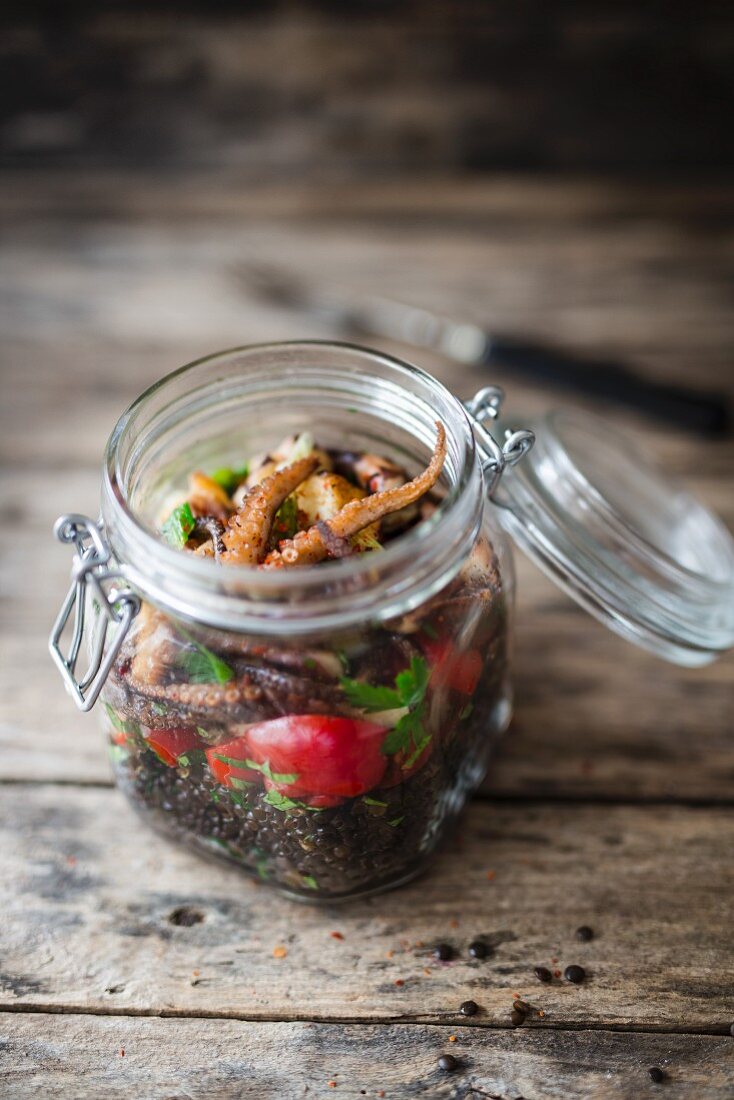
263, 790, 325, 813
352, 529, 383, 553
387, 816, 405, 827
303, 657, 317, 671
161, 502, 195, 548
104, 704, 141, 737
244, 758, 299, 785
362, 796, 388, 807
340, 679, 402, 711
302, 874, 318, 890
256, 857, 270, 880
211, 790, 221, 803
91, 598, 101, 615
342, 656, 432, 764
270, 494, 299, 545
263, 790, 302, 812
152, 702, 168, 716
421, 621, 439, 640
229, 776, 254, 792
176, 629, 234, 685
395, 655, 430, 710
459, 702, 474, 721
209, 464, 249, 495
229, 791, 248, 807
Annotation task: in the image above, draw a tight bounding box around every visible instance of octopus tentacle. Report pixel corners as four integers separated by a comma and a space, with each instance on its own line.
263, 422, 446, 569
220, 454, 319, 565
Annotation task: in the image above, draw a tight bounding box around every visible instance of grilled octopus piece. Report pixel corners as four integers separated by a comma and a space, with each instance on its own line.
262, 422, 446, 569
220, 454, 319, 565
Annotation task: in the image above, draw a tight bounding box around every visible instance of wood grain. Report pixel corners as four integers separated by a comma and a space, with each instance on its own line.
2, 1014, 733, 1100
2, 784, 732, 1030
1, 173, 733, 1089
3, 5, 732, 174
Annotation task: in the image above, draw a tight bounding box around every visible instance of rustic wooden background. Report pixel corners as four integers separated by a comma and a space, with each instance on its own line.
2, 1, 734, 174
1, 170, 733, 1098
2, 3, 734, 1096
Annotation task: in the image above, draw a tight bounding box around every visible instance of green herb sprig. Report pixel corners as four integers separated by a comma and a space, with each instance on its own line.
175, 627, 234, 685
209, 464, 249, 495
161, 502, 196, 548
341, 655, 431, 766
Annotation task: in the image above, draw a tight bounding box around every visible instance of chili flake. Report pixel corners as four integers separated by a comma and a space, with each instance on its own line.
331, 931, 344, 940
119, 1049, 125, 1057
449, 1035, 457, 1042
486, 870, 496, 881
273, 945, 288, 959
394, 978, 405, 987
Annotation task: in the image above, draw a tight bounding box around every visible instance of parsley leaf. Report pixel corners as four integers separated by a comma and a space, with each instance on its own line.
340, 656, 432, 766
263, 790, 326, 814
270, 494, 299, 547
161, 502, 195, 548
302, 874, 318, 890
176, 628, 234, 685
209, 464, 249, 495
244, 758, 299, 785
340, 678, 401, 711
395, 656, 430, 710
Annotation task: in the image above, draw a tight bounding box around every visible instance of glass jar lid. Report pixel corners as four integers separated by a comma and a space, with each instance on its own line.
490, 407, 734, 667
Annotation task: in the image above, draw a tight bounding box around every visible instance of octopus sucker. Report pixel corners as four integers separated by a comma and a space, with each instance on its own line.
262, 422, 446, 569
220, 454, 319, 565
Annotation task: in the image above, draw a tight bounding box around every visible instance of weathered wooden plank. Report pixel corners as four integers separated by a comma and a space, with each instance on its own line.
1, 1014, 733, 1100
1, 785, 732, 1029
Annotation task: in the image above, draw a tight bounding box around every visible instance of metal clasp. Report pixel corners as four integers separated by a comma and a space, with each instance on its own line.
49, 514, 139, 712
464, 386, 535, 496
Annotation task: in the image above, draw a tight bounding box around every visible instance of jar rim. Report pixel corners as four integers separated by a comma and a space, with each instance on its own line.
101, 341, 484, 634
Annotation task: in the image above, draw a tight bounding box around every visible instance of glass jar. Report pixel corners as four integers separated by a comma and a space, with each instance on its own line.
49, 341, 734, 901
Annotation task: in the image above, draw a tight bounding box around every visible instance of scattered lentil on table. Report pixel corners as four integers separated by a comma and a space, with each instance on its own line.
438, 1054, 458, 1072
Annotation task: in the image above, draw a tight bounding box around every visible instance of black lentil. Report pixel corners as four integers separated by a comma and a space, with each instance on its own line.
564, 964, 586, 984
648, 1066, 664, 1083
460, 1000, 478, 1017
534, 966, 553, 983
434, 943, 454, 961
575, 925, 594, 942
438, 1054, 458, 1072
468, 940, 489, 959
510, 1008, 525, 1026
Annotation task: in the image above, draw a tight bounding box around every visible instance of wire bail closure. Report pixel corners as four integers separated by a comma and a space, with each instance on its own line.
49, 513, 139, 712
464, 386, 535, 496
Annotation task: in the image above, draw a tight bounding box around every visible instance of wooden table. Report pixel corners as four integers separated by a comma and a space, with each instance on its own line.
1, 173, 733, 1098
